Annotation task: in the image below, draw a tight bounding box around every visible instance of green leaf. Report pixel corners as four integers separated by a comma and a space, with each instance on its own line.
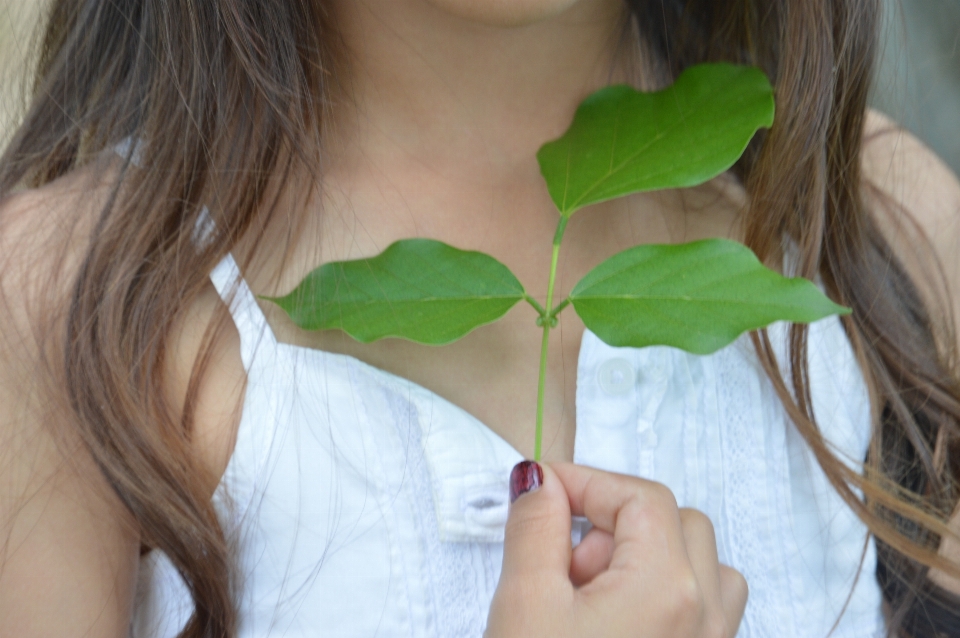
264, 239, 525, 345
537, 63, 775, 217
569, 239, 850, 355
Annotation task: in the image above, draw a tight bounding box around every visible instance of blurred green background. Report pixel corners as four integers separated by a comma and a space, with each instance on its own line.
0, 0, 39, 144
1, 0, 958, 175
873, 0, 960, 176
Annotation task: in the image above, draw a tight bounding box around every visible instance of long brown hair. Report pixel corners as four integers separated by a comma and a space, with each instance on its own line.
1, 1, 957, 636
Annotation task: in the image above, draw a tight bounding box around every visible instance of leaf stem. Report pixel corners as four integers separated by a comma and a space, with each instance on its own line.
534, 217, 569, 461
552, 216, 570, 245
534, 318, 551, 462
548, 298, 571, 319
523, 294, 548, 319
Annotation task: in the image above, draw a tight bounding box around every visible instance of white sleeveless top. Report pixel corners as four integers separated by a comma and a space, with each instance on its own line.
131, 253, 885, 638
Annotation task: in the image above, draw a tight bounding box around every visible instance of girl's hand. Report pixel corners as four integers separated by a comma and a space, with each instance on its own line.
486, 462, 748, 638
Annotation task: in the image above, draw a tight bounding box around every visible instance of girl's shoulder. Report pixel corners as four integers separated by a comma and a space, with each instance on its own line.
861, 109, 960, 595
0, 153, 245, 473
0, 160, 109, 276
0, 159, 141, 635
861, 109, 960, 304
0, 156, 243, 635
862, 109, 960, 211
0, 157, 122, 378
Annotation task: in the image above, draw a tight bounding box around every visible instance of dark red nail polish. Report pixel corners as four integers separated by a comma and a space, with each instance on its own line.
509, 461, 543, 503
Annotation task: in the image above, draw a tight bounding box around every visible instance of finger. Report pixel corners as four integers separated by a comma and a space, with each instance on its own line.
552, 464, 697, 637
678, 509, 723, 633
719, 565, 749, 636
500, 461, 574, 581
551, 463, 687, 571
569, 527, 614, 587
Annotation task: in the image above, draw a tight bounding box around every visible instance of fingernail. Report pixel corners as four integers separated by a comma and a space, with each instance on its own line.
509, 460, 543, 503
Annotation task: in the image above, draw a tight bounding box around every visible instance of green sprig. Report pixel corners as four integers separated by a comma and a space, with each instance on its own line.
265, 63, 848, 462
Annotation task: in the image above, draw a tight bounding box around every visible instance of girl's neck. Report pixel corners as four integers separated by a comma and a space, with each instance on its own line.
326, 0, 633, 184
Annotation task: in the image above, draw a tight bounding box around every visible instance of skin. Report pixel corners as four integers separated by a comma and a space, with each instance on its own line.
0, 0, 959, 635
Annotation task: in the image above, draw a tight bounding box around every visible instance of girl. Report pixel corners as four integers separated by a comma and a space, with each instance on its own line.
1, 0, 959, 636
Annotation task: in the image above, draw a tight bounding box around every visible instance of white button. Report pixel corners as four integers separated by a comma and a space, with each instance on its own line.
597, 358, 636, 395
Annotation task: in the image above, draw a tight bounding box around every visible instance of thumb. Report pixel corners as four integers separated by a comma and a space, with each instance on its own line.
500, 462, 573, 581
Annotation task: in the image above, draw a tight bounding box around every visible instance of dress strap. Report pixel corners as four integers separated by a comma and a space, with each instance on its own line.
209, 253, 277, 372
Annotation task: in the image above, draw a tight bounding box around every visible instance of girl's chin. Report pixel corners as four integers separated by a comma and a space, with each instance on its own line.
422, 0, 585, 27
